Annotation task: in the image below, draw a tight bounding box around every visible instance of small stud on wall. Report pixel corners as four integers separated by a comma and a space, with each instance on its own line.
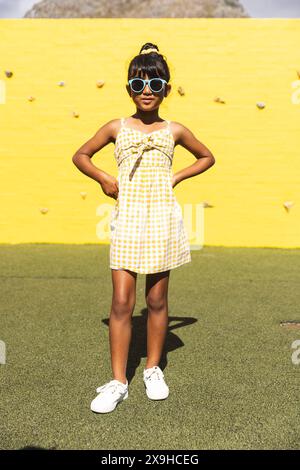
58, 81, 65, 87
5, 70, 13, 78
256, 102, 266, 109
28, 96, 35, 102
177, 86, 185, 96
39, 207, 49, 214
72, 111, 79, 118
80, 192, 87, 200
283, 201, 294, 212
296, 70, 300, 79
96, 80, 105, 88
202, 201, 214, 208
214, 97, 226, 104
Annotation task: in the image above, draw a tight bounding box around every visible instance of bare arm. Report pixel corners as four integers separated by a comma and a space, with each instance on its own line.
172, 122, 216, 187
72, 119, 119, 200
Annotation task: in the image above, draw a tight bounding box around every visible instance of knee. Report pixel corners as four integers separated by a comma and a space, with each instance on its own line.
111, 293, 135, 320
145, 293, 167, 312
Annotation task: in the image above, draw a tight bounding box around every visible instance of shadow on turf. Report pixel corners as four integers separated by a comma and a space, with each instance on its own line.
102, 308, 197, 384
19, 446, 56, 449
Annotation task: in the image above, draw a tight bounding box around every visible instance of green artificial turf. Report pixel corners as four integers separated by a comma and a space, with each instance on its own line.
0, 244, 299, 450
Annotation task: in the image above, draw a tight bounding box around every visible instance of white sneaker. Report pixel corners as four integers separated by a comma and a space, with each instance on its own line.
90, 379, 128, 413
143, 366, 169, 400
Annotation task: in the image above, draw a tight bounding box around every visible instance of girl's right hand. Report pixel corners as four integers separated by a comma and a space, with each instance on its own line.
98, 174, 119, 200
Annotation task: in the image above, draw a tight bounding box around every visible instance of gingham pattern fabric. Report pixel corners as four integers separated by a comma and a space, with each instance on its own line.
109, 117, 191, 274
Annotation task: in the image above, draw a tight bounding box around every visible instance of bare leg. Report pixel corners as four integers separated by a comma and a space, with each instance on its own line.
109, 268, 137, 384
145, 270, 170, 369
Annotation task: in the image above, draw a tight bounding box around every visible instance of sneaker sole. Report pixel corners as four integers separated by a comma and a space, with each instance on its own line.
146, 393, 169, 400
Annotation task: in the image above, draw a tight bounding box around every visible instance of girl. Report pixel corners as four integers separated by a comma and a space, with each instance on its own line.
72, 42, 215, 414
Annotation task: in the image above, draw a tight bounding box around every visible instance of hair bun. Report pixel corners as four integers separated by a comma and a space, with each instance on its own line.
139, 43, 159, 55
140, 48, 159, 55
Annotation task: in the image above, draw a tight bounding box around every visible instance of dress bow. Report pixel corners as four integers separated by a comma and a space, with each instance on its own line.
121, 134, 170, 179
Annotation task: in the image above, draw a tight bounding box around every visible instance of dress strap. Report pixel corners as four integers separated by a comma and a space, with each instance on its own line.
166, 120, 171, 129
120, 117, 125, 127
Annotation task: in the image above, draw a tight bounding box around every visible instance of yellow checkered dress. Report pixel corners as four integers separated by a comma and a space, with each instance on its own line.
109, 117, 191, 274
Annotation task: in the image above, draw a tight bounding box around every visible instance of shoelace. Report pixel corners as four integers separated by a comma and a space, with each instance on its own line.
96, 380, 127, 395
145, 367, 164, 382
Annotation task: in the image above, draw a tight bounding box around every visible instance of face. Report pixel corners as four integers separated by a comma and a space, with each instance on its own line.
126, 73, 171, 111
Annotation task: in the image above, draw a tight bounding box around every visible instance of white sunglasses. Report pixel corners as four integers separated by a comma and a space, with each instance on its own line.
128, 78, 167, 93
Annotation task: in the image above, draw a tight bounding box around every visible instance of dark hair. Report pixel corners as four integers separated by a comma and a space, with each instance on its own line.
127, 42, 170, 83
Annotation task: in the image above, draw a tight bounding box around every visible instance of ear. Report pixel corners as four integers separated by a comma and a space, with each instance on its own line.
165, 83, 171, 97
126, 84, 132, 97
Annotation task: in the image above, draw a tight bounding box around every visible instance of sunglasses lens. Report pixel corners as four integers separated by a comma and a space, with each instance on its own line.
130, 79, 144, 93
150, 79, 163, 92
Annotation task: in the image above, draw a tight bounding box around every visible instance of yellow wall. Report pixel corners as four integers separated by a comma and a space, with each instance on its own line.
0, 19, 299, 247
